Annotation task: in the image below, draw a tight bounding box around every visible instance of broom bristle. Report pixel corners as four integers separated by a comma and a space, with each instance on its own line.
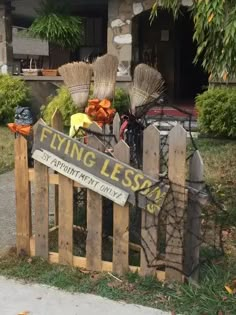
58, 62, 92, 111
129, 64, 165, 114
93, 54, 119, 100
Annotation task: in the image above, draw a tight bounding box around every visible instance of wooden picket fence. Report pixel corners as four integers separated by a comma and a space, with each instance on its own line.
15, 110, 203, 282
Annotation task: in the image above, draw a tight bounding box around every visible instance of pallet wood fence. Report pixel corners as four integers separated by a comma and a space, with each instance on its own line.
15, 109, 203, 282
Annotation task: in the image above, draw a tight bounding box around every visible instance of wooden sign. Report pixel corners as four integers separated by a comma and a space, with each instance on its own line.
32, 123, 168, 213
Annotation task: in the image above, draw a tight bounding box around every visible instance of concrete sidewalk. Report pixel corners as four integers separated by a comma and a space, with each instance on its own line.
0, 276, 170, 315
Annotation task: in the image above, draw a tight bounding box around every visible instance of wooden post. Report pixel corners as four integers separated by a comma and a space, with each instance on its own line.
140, 125, 160, 276
58, 175, 73, 265
86, 123, 105, 271
51, 109, 63, 226
165, 124, 187, 282
15, 135, 31, 255
112, 140, 130, 275
184, 150, 203, 282
34, 161, 49, 258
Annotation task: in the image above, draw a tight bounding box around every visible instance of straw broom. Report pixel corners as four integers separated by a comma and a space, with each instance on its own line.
58, 62, 92, 111
129, 63, 165, 114
93, 54, 119, 100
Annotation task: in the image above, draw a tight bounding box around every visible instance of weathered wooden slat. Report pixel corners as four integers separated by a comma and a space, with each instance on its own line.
58, 175, 73, 265
113, 140, 130, 275
30, 238, 165, 281
140, 125, 160, 276
34, 161, 49, 258
165, 124, 187, 282
28, 169, 82, 188
184, 150, 203, 282
86, 123, 104, 271
113, 112, 121, 144
51, 108, 63, 131
51, 108, 63, 226
104, 124, 111, 146
15, 135, 31, 255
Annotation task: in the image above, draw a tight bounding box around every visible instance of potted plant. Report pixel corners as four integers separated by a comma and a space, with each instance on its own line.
27, 0, 83, 76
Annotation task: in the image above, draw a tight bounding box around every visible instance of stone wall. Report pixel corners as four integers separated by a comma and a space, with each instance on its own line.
107, 0, 192, 76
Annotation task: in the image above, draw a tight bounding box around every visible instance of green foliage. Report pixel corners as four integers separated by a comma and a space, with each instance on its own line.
113, 87, 130, 115
193, 0, 236, 80
0, 75, 30, 123
150, 0, 236, 80
41, 85, 77, 126
150, 0, 181, 23
27, 0, 83, 49
196, 87, 236, 137
42, 86, 130, 126
0, 126, 14, 173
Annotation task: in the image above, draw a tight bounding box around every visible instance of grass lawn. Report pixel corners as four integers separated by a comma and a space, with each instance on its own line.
195, 138, 236, 227
0, 126, 14, 174
0, 250, 236, 315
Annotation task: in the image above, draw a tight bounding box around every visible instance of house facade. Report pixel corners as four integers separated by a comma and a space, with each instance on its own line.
0, 0, 209, 105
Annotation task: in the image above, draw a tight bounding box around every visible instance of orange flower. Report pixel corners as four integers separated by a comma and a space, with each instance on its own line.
96, 107, 108, 120
85, 105, 96, 116
99, 99, 111, 109
88, 99, 100, 107
85, 99, 116, 127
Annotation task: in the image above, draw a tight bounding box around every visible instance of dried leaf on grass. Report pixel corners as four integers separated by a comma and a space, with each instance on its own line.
79, 269, 90, 275
107, 280, 135, 292
90, 273, 101, 281
225, 285, 233, 294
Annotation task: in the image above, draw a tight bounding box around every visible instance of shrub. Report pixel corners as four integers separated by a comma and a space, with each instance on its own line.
0, 75, 30, 123
196, 87, 236, 137
42, 85, 130, 126
41, 85, 77, 126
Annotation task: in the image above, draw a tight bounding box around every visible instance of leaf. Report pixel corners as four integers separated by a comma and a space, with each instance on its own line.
208, 13, 214, 23
225, 285, 233, 294
223, 71, 228, 82
79, 269, 90, 274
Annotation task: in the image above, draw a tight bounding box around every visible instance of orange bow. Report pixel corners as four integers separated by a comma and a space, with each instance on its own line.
7, 123, 32, 136
85, 99, 116, 127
